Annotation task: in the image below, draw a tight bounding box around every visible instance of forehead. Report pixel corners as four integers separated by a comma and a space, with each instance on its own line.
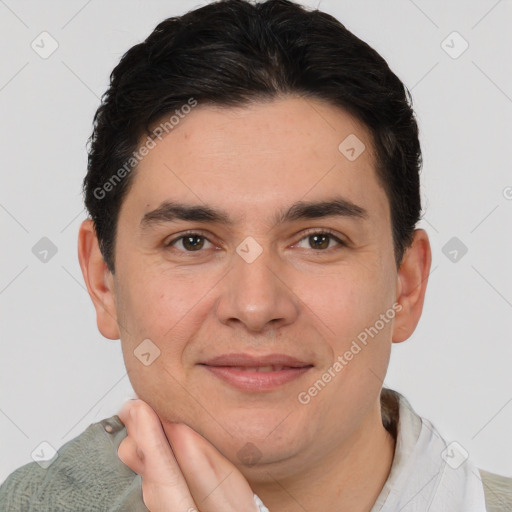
120, 95, 389, 228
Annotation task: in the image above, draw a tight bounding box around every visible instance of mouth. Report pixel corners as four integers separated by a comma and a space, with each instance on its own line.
217, 365, 304, 372
199, 353, 314, 392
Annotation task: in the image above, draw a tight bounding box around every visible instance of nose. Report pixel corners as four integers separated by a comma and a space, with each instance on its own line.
215, 242, 299, 334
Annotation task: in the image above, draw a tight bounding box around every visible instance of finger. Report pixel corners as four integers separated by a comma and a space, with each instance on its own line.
118, 400, 178, 482
166, 422, 260, 512
116, 400, 198, 512
117, 435, 144, 475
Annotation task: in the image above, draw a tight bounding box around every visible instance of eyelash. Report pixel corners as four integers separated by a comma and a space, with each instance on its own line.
164, 228, 347, 253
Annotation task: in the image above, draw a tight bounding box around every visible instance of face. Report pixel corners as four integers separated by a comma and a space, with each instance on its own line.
92, 96, 410, 478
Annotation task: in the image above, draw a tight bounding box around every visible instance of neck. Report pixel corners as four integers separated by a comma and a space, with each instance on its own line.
249, 401, 396, 512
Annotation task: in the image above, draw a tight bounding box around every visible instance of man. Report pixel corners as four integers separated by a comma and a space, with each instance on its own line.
1, 0, 510, 510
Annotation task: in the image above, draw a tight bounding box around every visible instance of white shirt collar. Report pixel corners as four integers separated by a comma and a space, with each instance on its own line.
371, 389, 487, 511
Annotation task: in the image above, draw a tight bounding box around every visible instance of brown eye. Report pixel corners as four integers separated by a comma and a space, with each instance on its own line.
308, 234, 330, 250
166, 233, 213, 252
181, 235, 205, 251
296, 231, 345, 251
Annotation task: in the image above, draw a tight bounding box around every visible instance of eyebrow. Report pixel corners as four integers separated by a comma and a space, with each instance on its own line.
140, 197, 369, 230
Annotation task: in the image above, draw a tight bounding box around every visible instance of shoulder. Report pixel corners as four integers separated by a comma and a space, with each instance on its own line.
0, 415, 147, 512
478, 468, 512, 512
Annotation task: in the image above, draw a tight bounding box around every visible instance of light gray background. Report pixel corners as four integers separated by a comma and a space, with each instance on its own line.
1, 0, 511, 482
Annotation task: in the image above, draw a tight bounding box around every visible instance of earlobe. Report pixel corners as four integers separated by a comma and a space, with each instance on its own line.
77, 219, 120, 340
392, 229, 432, 343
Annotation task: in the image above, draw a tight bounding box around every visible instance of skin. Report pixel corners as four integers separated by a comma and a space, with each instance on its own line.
78, 95, 431, 512
116, 399, 260, 511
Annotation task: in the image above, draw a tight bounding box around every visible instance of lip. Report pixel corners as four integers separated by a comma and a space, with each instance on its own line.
199, 353, 313, 392
201, 353, 312, 367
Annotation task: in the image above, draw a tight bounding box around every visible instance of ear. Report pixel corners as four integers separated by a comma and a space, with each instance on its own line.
392, 229, 432, 343
77, 219, 120, 340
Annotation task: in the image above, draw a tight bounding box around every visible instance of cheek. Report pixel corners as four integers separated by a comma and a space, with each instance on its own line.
117, 263, 205, 339
116, 264, 220, 387
293, 260, 395, 408
295, 263, 393, 343
115, 267, 211, 422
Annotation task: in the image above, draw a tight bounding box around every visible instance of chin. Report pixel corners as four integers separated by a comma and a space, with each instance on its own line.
207, 422, 304, 468
234, 448, 308, 484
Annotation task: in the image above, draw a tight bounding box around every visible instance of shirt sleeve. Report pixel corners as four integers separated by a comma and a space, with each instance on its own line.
0, 415, 149, 512
479, 468, 512, 512
0, 461, 47, 511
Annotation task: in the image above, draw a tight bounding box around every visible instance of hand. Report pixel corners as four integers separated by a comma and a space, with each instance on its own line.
117, 399, 263, 512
